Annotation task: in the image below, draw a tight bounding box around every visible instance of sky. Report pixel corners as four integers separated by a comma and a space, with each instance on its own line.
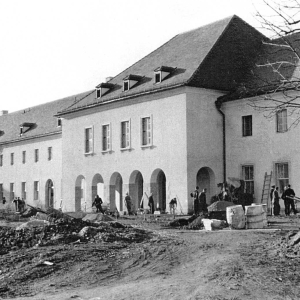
0, 0, 270, 113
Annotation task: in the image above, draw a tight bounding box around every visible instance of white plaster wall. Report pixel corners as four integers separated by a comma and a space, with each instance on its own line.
0, 135, 62, 210
224, 93, 300, 204
61, 88, 189, 212
186, 88, 225, 210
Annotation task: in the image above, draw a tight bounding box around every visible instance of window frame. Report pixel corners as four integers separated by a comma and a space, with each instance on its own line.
242, 115, 252, 137
34, 149, 39, 163
48, 147, 52, 161
242, 165, 254, 195
154, 72, 161, 84
84, 126, 94, 155
102, 123, 112, 152
22, 151, 26, 164
10, 153, 14, 166
275, 162, 289, 194
120, 119, 131, 150
34, 181, 39, 200
0, 154, 2, 167
123, 80, 129, 92
276, 109, 288, 133
141, 115, 153, 147
0, 183, 3, 201
21, 182, 26, 200
10, 183, 14, 201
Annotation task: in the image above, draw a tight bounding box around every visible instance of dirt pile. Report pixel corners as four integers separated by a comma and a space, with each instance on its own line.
208, 200, 235, 212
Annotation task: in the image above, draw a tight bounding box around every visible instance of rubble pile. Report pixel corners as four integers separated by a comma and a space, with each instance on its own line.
207, 201, 235, 221
276, 230, 300, 258
0, 217, 152, 255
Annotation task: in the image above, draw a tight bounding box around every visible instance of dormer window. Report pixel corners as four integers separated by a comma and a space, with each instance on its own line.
154, 66, 176, 84
123, 74, 143, 91
95, 82, 115, 98
19, 122, 35, 136
57, 117, 62, 127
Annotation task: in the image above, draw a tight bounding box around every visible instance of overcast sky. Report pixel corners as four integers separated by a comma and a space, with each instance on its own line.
0, 0, 270, 113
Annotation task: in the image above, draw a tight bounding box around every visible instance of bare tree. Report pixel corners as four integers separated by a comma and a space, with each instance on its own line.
247, 0, 300, 127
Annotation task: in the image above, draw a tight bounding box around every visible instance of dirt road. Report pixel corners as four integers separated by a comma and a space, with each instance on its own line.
1, 215, 300, 300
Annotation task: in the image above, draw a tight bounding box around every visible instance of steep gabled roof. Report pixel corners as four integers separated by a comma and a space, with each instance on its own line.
0, 91, 90, 144
60, 15, 262, 115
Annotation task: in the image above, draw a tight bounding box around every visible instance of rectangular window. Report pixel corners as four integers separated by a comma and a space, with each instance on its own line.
10, 183, 14, 201
0, 154, 3, 167
96, 89, 101, 98
242, 165, 254, 194
10, 153, 14, 165
22, 151, 26, 164
34, 181, 39, 200
102, 124, 111, 151
275, 163, 289, 193
0, 183, 3, 201
155, 72, 161, 83
35, 149, 39, 162
121, 121, 130, 149
85, 127, 93, 154
242, 115, 252, 136
22, 182, 26, 200
276, 109, 287, 133
123, 81, 129, 91
141, 116, 152, 146
57, 118, 62, 127
48, 147, 52, 161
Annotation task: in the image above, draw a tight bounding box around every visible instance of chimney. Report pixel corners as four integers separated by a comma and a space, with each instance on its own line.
0, 110, 8, 116
105, 76, 113, 83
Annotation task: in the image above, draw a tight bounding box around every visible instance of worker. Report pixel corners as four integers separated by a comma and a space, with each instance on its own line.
124, 192, 132, 215
285, 184, 297, 216
148, 193, 155, 214
169, 198, 177, 215
270, 185, 275, 215
2, 196, 6, 205
199, 188, 208, 213
92, 195, 104, 213
273, 187, 280, 216
190, 186, 199, 215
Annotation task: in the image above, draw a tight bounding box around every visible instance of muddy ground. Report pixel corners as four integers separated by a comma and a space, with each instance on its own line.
1, 213, 300, 300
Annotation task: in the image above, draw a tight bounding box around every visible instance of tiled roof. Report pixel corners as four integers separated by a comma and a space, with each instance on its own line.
59, 15, 265, 114
0, 91, 91, 144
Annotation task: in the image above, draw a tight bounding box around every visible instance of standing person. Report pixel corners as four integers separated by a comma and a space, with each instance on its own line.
13, 197, 19, 212
148, 193, 155, 214
124, 192, 132, 215
273, 187, 281, 216
199, 188, 208, 213
92, 195, 104, 213
285, 184, 297, 215
2, 196, 6, 205
169, 198, 177, 216
190, 186, 199, 215
281, 186, 289, 216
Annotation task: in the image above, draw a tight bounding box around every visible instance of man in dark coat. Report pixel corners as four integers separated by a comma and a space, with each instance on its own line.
191, 186, 199, 215
92, 195, 104, 213
124, 192, 132, 215
273, 187, 280, 216
199, 188, 208, 213
285, 184, 297, 215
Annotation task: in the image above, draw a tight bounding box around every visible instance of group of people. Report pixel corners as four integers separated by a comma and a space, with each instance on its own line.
191, 186, 207, 215
12, 197, 26, 213
270, 184, 297, 216
124, 192, 155, 215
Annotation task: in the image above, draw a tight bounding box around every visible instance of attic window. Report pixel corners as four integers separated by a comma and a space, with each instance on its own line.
123, 74, 143, 92
95, 82, 115, 98
19, 122, 35, 136
154, 66, 176, 84
57, 118, 62, 127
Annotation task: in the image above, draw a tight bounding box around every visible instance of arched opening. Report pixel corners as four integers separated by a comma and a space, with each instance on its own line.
92, 173, 104, 203
109, 172, 123, 212
150, 169, 166, 212
75, 175, 86, 212
129, 170, 144, 211
196, 167, 215, 205
45, 179, 54, 209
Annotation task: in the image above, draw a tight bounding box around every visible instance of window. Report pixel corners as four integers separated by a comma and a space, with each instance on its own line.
276, 109, 287, 133
121, 121, 130, 149
35, 149, 39, 162
48, 147, 52, 161
85, 127, 93, 154
242, 115, 252, 136
155, 72, 161, 84
57, 118, 62, 127
10, 183, 14, 201
123, 81, 129, 91
10, 153, 14, 165
275, 163, 289, 193
0, 183, 3, 200
34, 181, 39, 200
0, 154, 3, 167
102, 124, 111, 151
96, 89, 101, 98
22, 182, 26, 200
141, 116, 152, 146
22, 151, 26, 164
242, 165, 254, 194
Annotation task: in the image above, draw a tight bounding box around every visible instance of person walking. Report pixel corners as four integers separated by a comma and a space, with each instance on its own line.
124, 192, 132, 215
92, 195, 104, 213
148, 193, 155, 214
191, 186, 200, 215
285, 184, 297, 215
